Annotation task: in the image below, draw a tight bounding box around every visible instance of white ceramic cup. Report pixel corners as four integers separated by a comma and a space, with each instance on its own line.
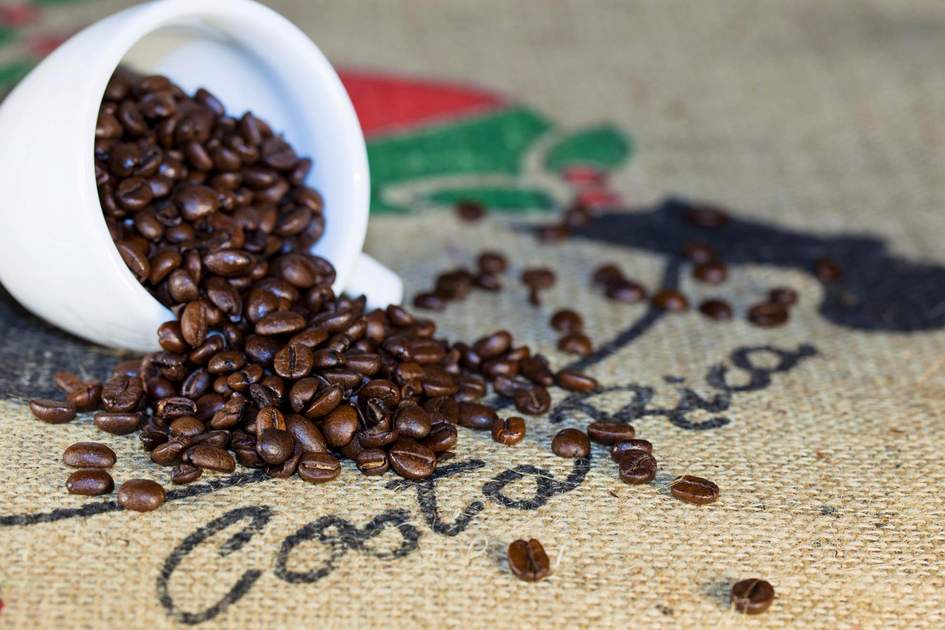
0, 0, 402, 353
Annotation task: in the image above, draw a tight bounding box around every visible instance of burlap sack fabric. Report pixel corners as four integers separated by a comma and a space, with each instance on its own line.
1, 0, 943, 627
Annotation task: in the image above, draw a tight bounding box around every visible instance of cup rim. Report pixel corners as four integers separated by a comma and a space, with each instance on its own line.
83, 0, 370, 329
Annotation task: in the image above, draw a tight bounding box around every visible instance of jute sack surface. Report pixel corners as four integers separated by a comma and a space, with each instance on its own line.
1, 1, 944, 628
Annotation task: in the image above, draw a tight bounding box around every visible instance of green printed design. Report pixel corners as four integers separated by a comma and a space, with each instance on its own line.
426, 186, 554, 212
0, 27, 15, 48
0, 59, 34, 89
545, 125, 632, 171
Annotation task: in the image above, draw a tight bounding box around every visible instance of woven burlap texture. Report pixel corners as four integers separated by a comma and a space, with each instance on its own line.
1, 1, 944, 628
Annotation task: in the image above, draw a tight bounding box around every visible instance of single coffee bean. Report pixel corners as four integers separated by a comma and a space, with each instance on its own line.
424, 421, 458, 453
117, 479, 166, 512
477, 251, 508, 274
474, 272, 501, 291
814, 257, 842, 283
63, 442, 117, 469
692, 260, 727, 284
670, 475, 720, 505
493, 375, 534, 398
730, 578, 775, 615
458, 402, 498, 430
549, 308, 583, 333
747, 302, 789, 327
455, 199, 485, 221
394, 404, 432, 439
554, 370, 598, 392
587, 421, 635, 445
356, 448, 389, 476
698, 299, 733, 321
768, 287, 798, 306
29, 398, 77, 423
273, 343, 314, 379
507, 539, 550, 582
256, 310, 306, 335
186, 443, 236, 472
651, 289, 689, 312
591, 263, 624, 286
155, 396, 197, 420
322, 404, 359, 447
297, 452, 341, 483
514, 386, 552, 415
256, 428, 295, 465
681, 241, 717, 264
66, 470, 114, 496
551, 428, 590, 458
101, 375, 143, 412
170, 463, 203, 485
685, 203, 729, 229
169, 415, 204, 437
286, 414, 328, 453
605, 278, 648, 303
413, 292, 447, 311
388, 437, 436, 480
491, 416, 526, 446
67, 383, 102, 411
521, 355, 554, 386
472, 330, 512, 359
94, 411, 143, 435
611, 439, 653, 460
557, 332, 593, 357
53, 371, 84, 394
151, 436, 191, 466
521, 267, 556, 289
618, 449, 658, 484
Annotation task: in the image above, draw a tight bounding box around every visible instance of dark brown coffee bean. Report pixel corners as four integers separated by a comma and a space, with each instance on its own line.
747, 302, 789, 327
174, 184, 219, 221
179, 300, 208, 347
730, 578, 775, 615
356, 448, 389, 476
157, 321, 188, 352
458, 402, 498, 430
117, 479, 166, 512
151, 436, 191, 466
256, 428, 294, 465
169, 415, 205, 437
455, 199, 485, 221
554, 370, 598, 392
692, 260, 727, 284
297, 452, 341, 483
587, 421, 635, 444
413, 292, 447, 311
768, 287, 798, 306
557, 332, 593, 356
155, 396, 197, 419
303, 384, 343, 419
63, 442, 116, 469
521, 267, 556, 289
186, 443, 236, 472
514, 386, 552, 415
507, 539, 550, 582
29, 398, 77, 423
618, 449, 658, 484
536, 223, 571, 242
94, 411, 143, 435
256, 310, 306, 335
424, 421, 457, 453
67, 383, 102, 411
611, 439, 653, 460
670, 475, 720, 505
344, 352, 381, 376
171, 463, 203, 485
244, 335, 281, 365
286, 414, 328, 453
651, 289, 689, 312
551, 428, 590, 458
168, 268, 200, 303
521, 355, 554, 387
388, 437, 436, 480
685, 203, 729, 229
116, 177, 154, 210
203, 249, 253, 277
682, 241, 717, 264
591, 263, 624, 286
699, 299, 733, 321
474, 272, 501, 291
477, 251, 508, 274
53, 371, 84, 394
550, 309, 583, 333
273, 343, 314, 379
492, 416, 526, 446
605, 278, 647, 303
66, 470, 115, 496
322, 404, 359, 447
394, 404, 432, 439
814, 257, 842, 283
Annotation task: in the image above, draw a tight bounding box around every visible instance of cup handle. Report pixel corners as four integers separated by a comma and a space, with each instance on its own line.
345, 252, 404, 308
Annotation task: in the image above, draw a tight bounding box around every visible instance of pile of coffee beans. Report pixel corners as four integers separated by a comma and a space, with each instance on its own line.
29, 70, 611, 511
412, 250, 508, 312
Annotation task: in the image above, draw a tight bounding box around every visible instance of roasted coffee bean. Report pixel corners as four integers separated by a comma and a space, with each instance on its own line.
413, 292, 447, 311
458, 402, 498, 430
554, 370, 598, 392
67, 383, 102, 411
699, 299, 733, 321
171, 463, 203, 485
591, 263, 624, 286
492, 375, 533, 398
474, 272, 501, 291
297, 452, 341, 483
191, 430, 229, 448
507, 539, 550, 582
587, 421, 635, 444
692, 260, 727, 284
730, 578, 775, 615
53, 371, 84, 394
747, 302, 789, 327
605, 278, 647, 303
477, 251, 508, 274
514, 386, 552, 415
685, 203, 729, 229
244, 335, 281, 365
286, 414, 328, 453
394, 404, 432, 439
424, 421, 458, 453
651, 289, 689, 312
557, 332, 593, 357
117, 479, 166, 512
273, 343, 314, 379
255, 405, 286, 434
682, 241, 717, 264
550, 309, 583, 332
151, 436, 191, 466
356, 448, 389, 476
29, 398, 77, 423
551, 428, 590, 458
618, 449, 657, 484
358, 422, 398, 448
388, 437, 436, 480
768, 287, 798, 306
62, 442, 116, 469
521, 355, 554, 386
174, 184, 219, 221
157, 321, 188, 353
670, 475, 720, 505
207, 350, 247, 374
611, 439, 653, 460
536, 223, 571, 242
322, 404, 359, 447
256, 310, 306, 335
66, 470, 115, 496
169, 415, 204, 437
521, 267, 556, 289
94, 411, 143, 435
454, 374, 487, 402
492, 416, 526, 446
155, 396, 197, 419
814, 257, 842, 283
455, 199, 485, 221
186, 444, 236, 472
303, 384, 343, 419
256, 428, 295, 465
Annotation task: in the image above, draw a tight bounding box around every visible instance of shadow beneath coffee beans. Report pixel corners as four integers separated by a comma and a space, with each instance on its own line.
701, 577, 735, 610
